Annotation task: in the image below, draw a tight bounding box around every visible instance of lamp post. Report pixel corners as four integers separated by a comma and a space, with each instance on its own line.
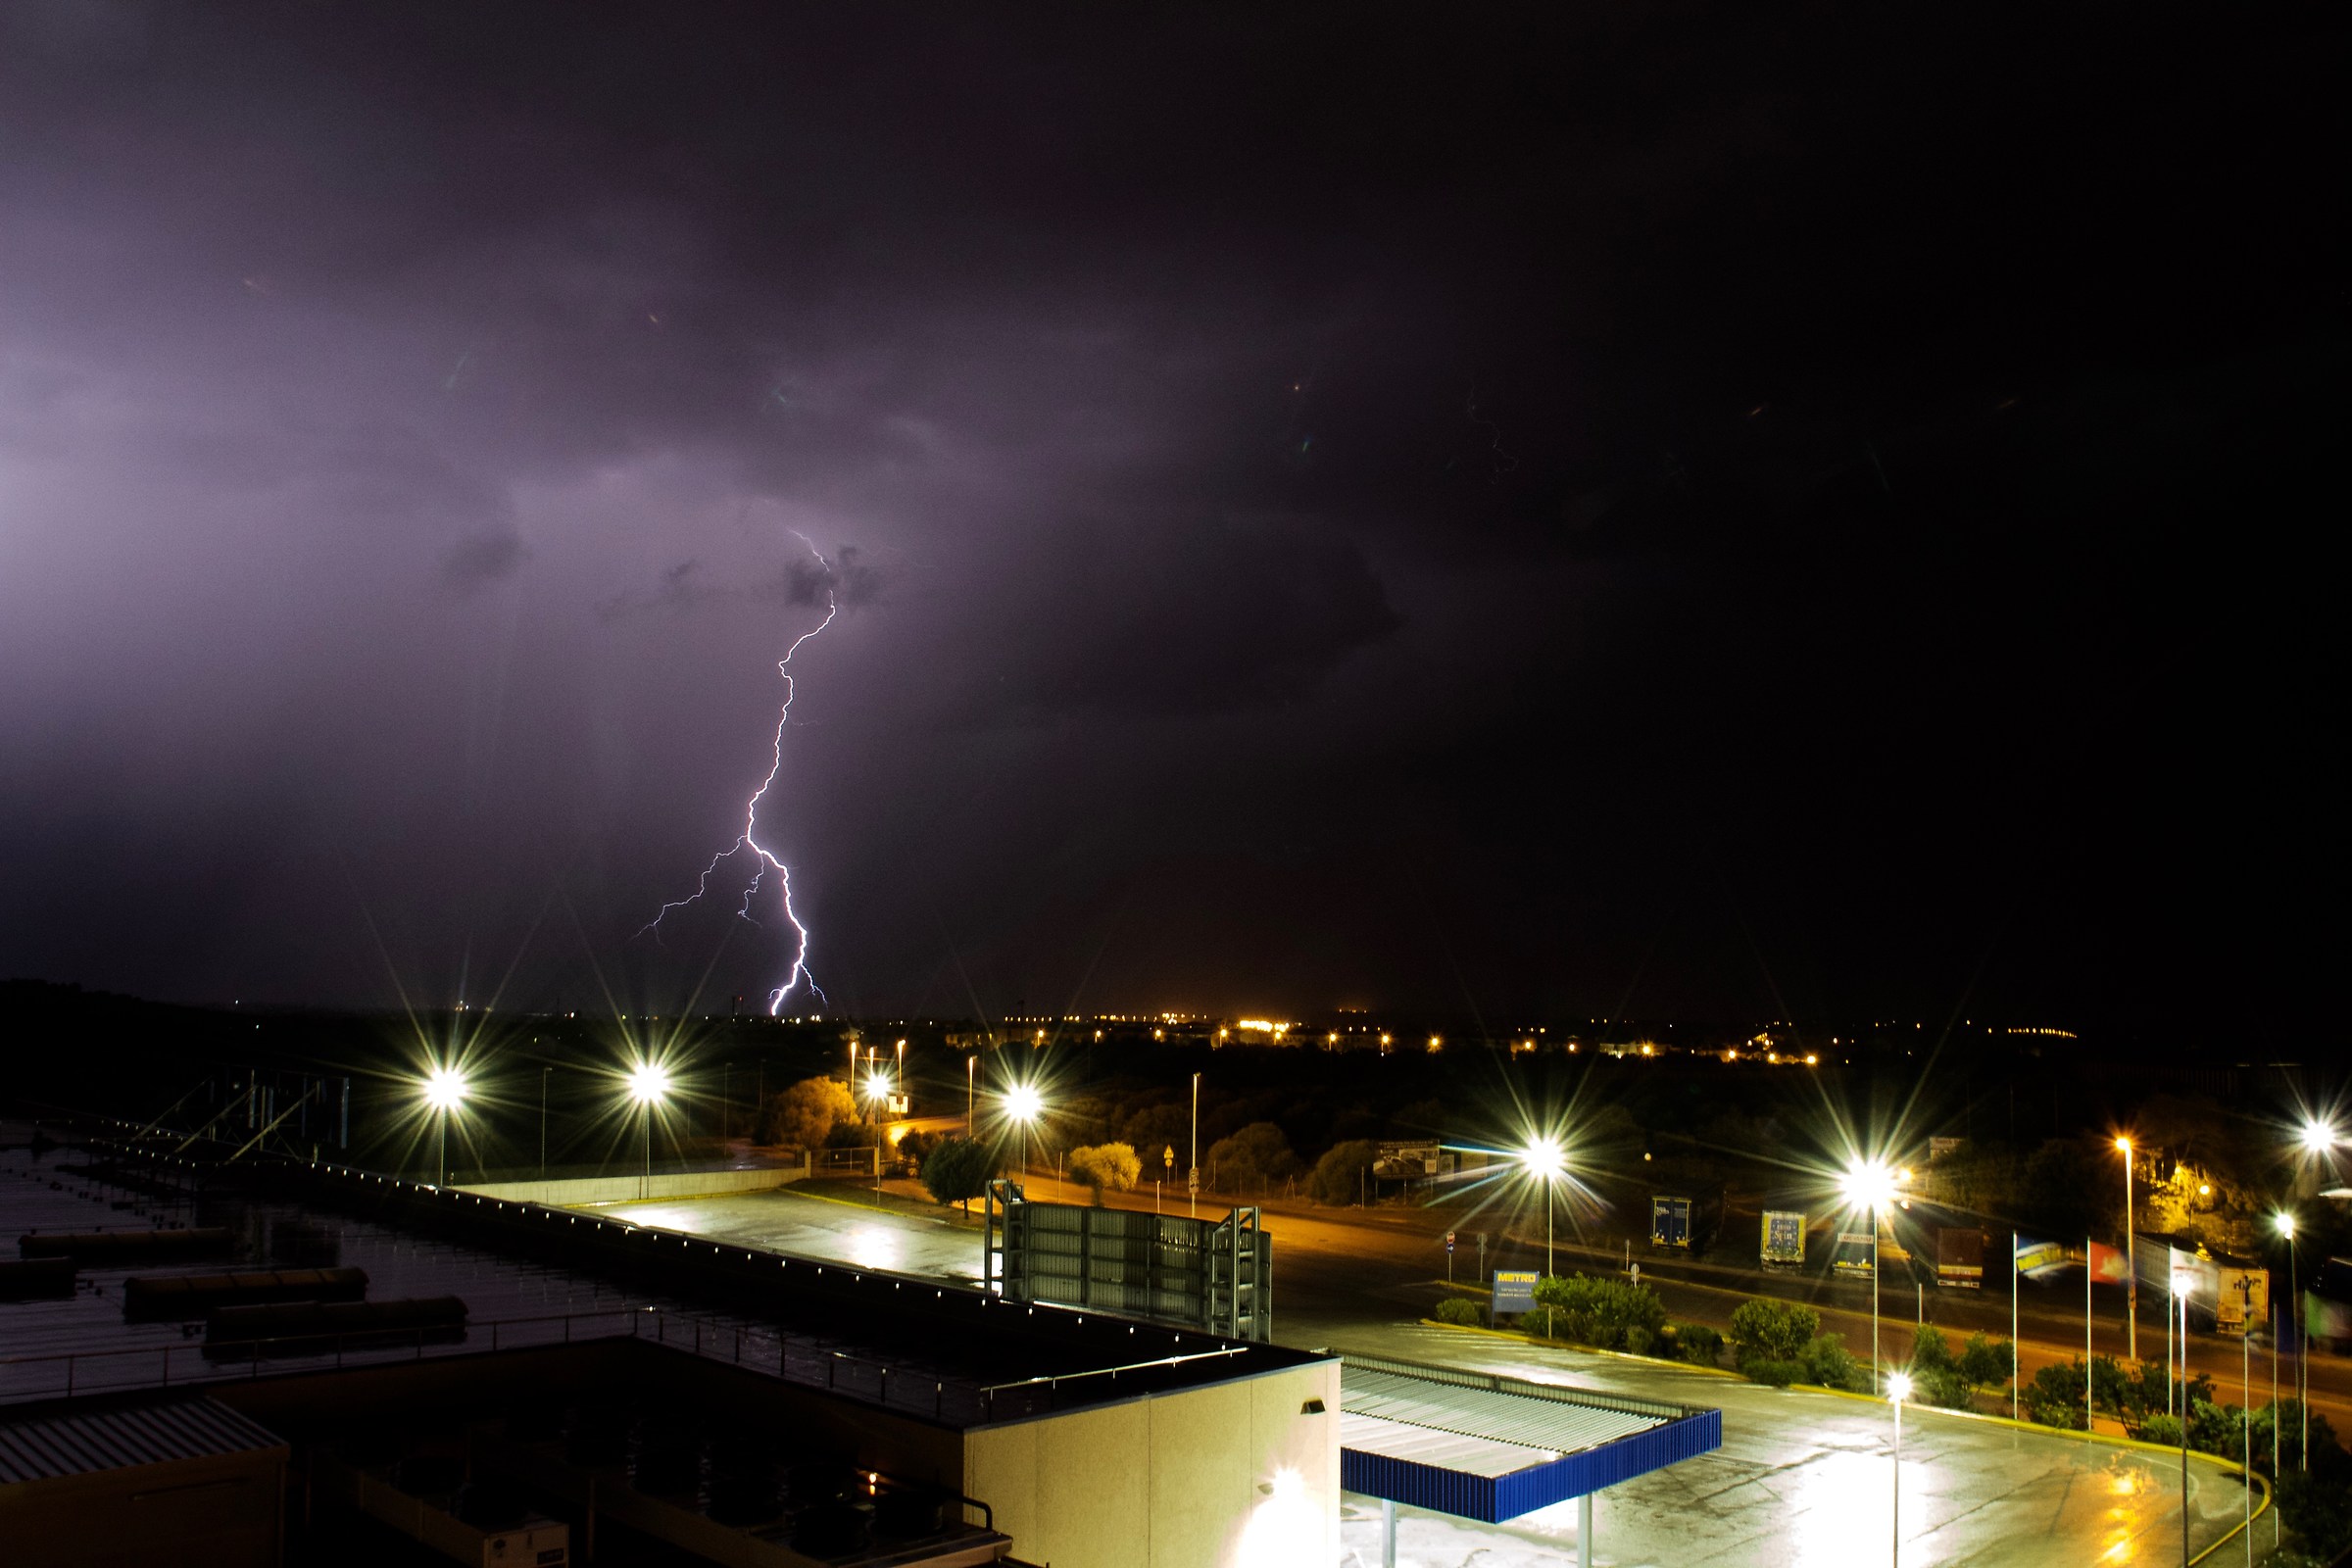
1004, 1083, 1043, 1178
1190, 1070, 1200, 1218
539, 1065, 551, 1181
626, 1062, 669, 1200
2173, 1271, 2192, 1568
2278, 1212, 2303, 1471
422, 1066, 467, 1187
1521, 1137, 1565, 1278
1886, 1371, 1912, 1567
1843, 1158, 1901, 1390
2117, 1137, 2137, 1361
864, 1057, 893, 1199
965, 1054, 976, 1135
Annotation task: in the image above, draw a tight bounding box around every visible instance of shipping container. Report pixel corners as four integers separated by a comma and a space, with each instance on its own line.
1650, 1196, 1692, 1249
1760, 1210, 1806, 1268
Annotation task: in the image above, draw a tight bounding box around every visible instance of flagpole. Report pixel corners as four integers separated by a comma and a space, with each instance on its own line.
2086, 1234, 2095, 1431
2012, 1229, 2021, 1421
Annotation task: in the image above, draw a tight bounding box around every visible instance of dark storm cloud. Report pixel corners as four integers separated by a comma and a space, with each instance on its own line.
439, 528, 526, 593
0, 4, 2340, 1040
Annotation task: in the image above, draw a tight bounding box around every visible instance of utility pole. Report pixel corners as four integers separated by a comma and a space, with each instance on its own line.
1190, 1071, 1201, 1219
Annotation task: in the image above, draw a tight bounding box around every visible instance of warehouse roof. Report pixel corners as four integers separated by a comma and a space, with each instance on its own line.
0, 1396, 284, 1486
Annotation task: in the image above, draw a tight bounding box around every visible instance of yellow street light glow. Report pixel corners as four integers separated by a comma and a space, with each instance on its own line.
1886, 1371, 1913, 1403
421, 1066, 468, 1111
864, 1070, 892, 1101
1842, 1158, 1898, 1211
2276, 1214, 2295, 1240
625, 1061, 670, 1105
2114, 1136, 2132, 1152
1004, 1084, 1044, 1124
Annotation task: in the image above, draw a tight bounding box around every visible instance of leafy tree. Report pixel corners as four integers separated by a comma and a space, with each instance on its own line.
767, 1076, 858, 1150
1956, 1333, 2016, 1393
1909, 1326, 1954, 1373
1067, 1142, 1142, 1200
1206, 1122, 1299, 1192
1730, 1298, 1820, 1367
919, 1138, 998, 1210
1306, 1140, 1378, 1204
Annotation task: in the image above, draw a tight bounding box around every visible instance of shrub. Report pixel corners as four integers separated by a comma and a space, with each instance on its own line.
1432, 1297, 1485, 1327
1532, 1274, 1668, 1350
1801, 1333, 1867, 1392
1909, 1326, 1953, 1373
1913, 1367, 1975, 1409
1668, 1323, 1724, 1366
1730, 1298, 1820, 1367
2138, 1413, 2183, 1446
1306, 1140, 1379, 1205
1745, 1358, 1803, 1388
1624, 1326, 1655, 1357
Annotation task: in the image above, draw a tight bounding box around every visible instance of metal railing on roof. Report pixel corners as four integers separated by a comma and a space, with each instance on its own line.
0, 1302, 1005, 1424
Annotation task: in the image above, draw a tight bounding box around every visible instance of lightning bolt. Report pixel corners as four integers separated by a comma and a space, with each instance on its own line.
641, 533, 836, 1013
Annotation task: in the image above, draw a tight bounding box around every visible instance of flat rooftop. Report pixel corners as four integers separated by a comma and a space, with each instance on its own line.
2, 1123, 1323, 1427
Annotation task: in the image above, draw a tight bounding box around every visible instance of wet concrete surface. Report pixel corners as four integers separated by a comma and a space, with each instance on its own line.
595, 1184, 2265, 1566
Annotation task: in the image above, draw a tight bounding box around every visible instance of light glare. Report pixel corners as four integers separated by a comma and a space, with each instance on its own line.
626, 1061, 671, 1105
421, 1066, 468, 1112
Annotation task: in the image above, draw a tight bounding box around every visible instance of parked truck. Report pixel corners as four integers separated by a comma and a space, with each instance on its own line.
1760, 1210, 1806, 1269
1650, 1196, 1692, 1249
1935, 1227, 1984, 1290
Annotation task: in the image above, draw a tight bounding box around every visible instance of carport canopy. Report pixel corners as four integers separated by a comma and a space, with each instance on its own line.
1336, 1352, 1723, 1567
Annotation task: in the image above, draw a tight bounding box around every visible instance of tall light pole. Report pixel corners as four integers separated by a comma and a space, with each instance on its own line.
422, 1065, 467, 1187
864, 1056, 893, 1199
965, 1054, 976, 1135
1886, 1371, 1912, 1567
1521, 1136, 1565, 1278
1190, 1070, 1200, 1218
2117, 1137, 2137, 1361
1004, 1083, 1043, 1178
2173, 1272, 2192, 1568
1843, 1158, 1901, 1390
2278, 1212, 2303, 1470
626, 1061, 669, 1200
539, 1065, 551, 1181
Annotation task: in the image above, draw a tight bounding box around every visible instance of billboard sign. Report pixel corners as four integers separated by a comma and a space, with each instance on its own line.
2015, 1236, 2132, 1284
2216, 1267, 2269, 1335
1761, 1210, 1806, 1267
1373, 1141, 1442, 1179
1832, 1232, 1878, 1279
1493, 1270, 1539, 1313
1651, 1196, 1692, 1249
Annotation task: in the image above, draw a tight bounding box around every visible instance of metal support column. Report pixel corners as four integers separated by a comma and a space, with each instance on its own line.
1579, 1493, 1593, 1568
1381, 1497, 1396, 1568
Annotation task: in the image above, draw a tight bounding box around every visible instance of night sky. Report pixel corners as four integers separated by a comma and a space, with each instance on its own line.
2, 6, 2339, 1040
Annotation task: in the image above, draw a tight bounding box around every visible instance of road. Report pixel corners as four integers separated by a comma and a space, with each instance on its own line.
585, 1179, 2270, 1567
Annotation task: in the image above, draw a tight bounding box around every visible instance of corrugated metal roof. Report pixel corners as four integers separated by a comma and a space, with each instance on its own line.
1341, 1367, 1662, 1456
1339, 1409, 1562, 1479
0, 1397, 285, 1486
